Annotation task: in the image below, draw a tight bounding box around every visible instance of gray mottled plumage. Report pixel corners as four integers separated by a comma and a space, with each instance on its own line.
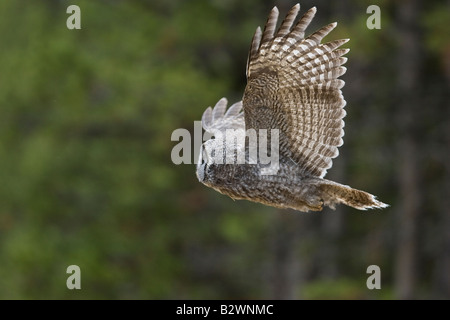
196, 4, 388, 212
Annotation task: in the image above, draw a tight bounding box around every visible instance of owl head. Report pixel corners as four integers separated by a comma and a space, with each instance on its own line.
196, 138, 222, 183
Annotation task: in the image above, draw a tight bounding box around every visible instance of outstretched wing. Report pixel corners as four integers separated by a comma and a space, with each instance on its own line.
243, 4, 349, 178
201, 98, 245, 135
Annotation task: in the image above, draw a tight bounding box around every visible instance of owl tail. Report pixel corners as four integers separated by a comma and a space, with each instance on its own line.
319, 180, 389, 211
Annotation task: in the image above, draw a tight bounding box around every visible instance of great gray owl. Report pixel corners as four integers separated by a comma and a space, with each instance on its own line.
196, 3, 388, 212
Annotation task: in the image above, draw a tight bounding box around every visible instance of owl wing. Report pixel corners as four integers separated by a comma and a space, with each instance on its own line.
201, 98, 245, 135
244, 4, 349, 178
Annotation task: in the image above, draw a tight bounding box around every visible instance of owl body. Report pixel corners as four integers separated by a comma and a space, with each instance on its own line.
198, 157, 324, 211
196, 4, 388, 212
198, 151, 382, 212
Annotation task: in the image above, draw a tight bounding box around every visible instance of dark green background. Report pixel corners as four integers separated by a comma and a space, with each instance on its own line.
0, 0, 448, 299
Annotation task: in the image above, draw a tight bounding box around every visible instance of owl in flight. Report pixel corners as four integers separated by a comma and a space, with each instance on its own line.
196, 4, 388, 212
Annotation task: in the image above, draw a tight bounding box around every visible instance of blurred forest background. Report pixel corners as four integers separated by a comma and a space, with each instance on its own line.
0, 0, 448, 299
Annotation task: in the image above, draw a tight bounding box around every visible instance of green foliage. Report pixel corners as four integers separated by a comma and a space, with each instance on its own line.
422, 5, 450, 55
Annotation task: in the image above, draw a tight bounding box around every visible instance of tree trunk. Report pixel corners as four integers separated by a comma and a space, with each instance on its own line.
269, 211, 304, 299
434, 95, 450, 298
319, 156, 345, 279
394, 0, 422, 300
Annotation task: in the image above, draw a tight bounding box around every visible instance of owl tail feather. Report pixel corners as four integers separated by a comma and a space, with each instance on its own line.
319, 180, 389, 211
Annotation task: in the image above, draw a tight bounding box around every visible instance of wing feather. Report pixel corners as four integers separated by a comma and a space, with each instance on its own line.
261, 7, 279, 44
243, 4, 349, 177
201, 98, 245, 134
276, 4, 300, 37
288, 7, 316, 42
